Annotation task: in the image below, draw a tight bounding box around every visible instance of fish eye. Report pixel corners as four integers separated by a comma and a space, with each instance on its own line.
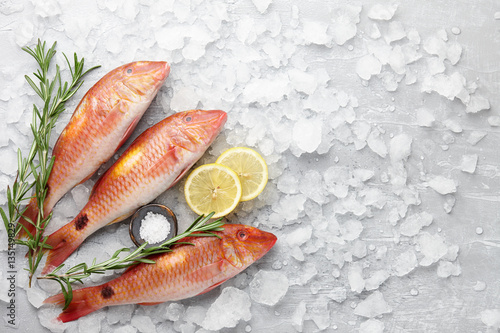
237, 230, 248, 241
126, 68, 133, 74
184, 116, 192, 122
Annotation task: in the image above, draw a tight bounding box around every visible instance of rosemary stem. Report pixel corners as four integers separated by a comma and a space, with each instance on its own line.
0, 39, 99, 288
39, 214, 224, 310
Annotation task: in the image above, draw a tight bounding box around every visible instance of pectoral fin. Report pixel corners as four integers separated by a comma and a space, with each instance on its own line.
145, 146, 177, 176
116, 114, 142, 152
189, 260, 229, 296
169, 164, 194, 189
191, 260, 224, 279
197, 278, 230, 296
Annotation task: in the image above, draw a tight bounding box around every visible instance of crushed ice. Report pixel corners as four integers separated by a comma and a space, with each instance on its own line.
0, 1, 496, 332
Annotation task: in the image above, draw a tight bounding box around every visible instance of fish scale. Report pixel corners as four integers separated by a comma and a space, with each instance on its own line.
41, 109, 227, 275
44, 224, 277, 322
17, 61, 170, 239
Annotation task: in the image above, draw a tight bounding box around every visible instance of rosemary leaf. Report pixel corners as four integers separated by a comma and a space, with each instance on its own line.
2, 39, 99, 287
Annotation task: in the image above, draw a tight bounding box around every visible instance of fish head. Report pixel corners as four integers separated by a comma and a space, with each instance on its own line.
112, 61, 170, 102
221, 224, 277, 269
170, 110, 227, 151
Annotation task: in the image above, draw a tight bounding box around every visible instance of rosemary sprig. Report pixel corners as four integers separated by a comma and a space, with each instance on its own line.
0, 39, 99, 287
39, 213, 225, 310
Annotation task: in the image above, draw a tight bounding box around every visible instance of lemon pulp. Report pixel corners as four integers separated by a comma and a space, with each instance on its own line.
215, 147, 268, 201
184, 163, 242, 218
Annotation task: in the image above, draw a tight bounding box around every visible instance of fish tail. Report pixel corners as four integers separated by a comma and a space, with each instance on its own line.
16, 198, 40, 239
44, 286, 101, 323
42, 224, 83, 275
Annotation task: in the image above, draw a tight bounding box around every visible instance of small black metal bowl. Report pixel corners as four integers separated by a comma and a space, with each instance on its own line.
129, 204, 178, 248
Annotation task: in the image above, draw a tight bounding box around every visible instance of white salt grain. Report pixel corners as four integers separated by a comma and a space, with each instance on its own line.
139, 212, 171, 244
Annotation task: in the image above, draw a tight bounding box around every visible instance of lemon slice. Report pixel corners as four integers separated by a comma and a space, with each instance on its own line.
215, 147, 268, 201
184, 163, 242, 218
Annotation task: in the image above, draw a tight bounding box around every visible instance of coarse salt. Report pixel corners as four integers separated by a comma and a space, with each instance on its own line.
139, 211, 171, 244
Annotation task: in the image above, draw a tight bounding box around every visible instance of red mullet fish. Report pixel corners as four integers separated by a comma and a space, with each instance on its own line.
42, 109, 227, 274
44, 224, 276, 323
17, 61, 170, 239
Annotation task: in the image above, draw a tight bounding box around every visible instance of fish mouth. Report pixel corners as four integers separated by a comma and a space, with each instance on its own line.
188, 109, 227, 137
135, 61, 171, 82
143, 61, 171, 85
154, 61, 171, 81
210, 110, 227, 131
250, 229, 277, 261
260, 230, 278, 252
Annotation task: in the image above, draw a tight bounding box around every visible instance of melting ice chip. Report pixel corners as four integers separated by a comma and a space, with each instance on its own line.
399, 212, 433, 237
249, 270, 289, 306
331, 5, 362, 45
460, 154, 478, 174
131, 315, 156, 333
488, 116, 500, 127
288, 68, 318, 95
292, 301, 307, 331
0, 147, 18, 176
466, 94, 490, 113
384, 21, 406, 44
0, 1, 24, 15
14, 20, 35, 47
416, 108, 435, 127
71, 184, 91, 211
285, 225, 313, 247
292, 118, 322, 154
327, 287, 347, 303
417, 232, 449, 266
302, 21, 330, 45
252, 0, 272, 14
443, 119, 462, 133
427, 176, 457, 195
170, 86, 198, 112
33, 0, 61, 18
106, 304, 135, 325
467, 131, 487, 145
340, 219, 364, 241
481, 309, 500, 329
242, 75, 289, 106
367, 128, 388, 158
353, 291, 392, 318
392, 250, 418, 277
367, 3, 398, 20
365, 270, 390, 291
202, 287, 252, 331
299, 170, 328, 204
389, 133, 412, 163
348, 263, 365, 293
422, 72, 469, 103
277, 172, 299, 194
473, 281, 487, 291
356, 54, 382, 80
360, 319, 385, 333
437, 260, 461, 278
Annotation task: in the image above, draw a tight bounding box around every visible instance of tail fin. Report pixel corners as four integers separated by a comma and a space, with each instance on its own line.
16, 197, 39, 239
42, 224, 83, 275
44, 286, 101, 323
